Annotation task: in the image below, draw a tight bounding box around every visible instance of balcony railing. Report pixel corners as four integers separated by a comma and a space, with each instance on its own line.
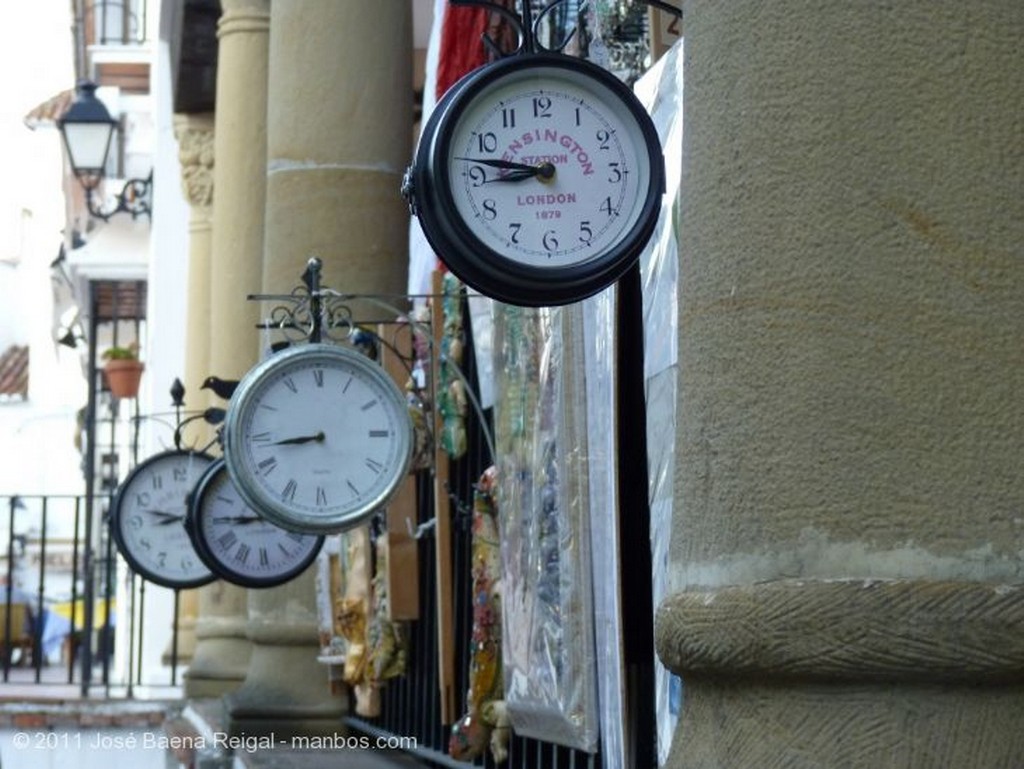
0, 493, 183, 698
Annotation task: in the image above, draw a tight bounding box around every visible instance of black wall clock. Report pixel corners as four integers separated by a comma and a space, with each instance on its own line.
186, 459, 324, 588
110, 449, 218, 589
222, 343, 413, 534
404, 51, 664, 306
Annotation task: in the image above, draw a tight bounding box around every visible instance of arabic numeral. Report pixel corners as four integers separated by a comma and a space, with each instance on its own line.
532, 96, 552, 118
579, 220, 593, 244
608, 162, 622, 183
502, 107, 516, 128
509, 222, 522, 244
596, 129, 611, 151
482, 199, 498, 221
476, 131, 497, 153
542, 230, 559, 252
469, 166, 486, 187
600, 197, 618, 217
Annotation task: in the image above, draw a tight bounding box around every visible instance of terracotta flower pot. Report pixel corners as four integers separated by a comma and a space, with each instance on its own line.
104, 359, 145, 398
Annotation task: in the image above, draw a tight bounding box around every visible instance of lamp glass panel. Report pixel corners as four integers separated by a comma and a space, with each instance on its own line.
62, 122, 114, 174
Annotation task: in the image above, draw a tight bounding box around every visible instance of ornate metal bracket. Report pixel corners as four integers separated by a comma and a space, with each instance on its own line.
451, 0, 680, 58
248, 257, 497, 465
80, 170, 153, 222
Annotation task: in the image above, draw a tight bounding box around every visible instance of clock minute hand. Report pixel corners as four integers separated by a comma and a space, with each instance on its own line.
271, 431, 325, 446
156, 515, 186, 526
212, 515, 262, 524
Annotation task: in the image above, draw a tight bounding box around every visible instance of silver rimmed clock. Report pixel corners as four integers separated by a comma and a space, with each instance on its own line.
222, 343, 413, 534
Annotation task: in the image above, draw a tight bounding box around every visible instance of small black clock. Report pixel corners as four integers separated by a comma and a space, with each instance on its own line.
186, 459, 324, 589
405, 52, 664, 306
110, 450, 218, 589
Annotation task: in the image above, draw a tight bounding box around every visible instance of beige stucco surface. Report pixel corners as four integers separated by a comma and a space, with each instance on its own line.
662, 1, 1024, 765
672, 0, 1024, 590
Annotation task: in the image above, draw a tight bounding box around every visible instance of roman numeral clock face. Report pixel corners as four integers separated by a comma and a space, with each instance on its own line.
110, 450, 217, 589
186, 459, 323, 588
223, 344, 413, 534
409, 53, 664, 306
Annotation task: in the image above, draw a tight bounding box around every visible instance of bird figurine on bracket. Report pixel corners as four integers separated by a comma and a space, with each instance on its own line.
201, 375, 239, 401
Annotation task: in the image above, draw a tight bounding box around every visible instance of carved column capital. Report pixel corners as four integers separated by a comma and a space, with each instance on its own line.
174, 114, 215, 210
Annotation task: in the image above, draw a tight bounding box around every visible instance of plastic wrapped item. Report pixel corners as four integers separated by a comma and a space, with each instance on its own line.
581, 284, 627, 769
634, 39, 685, 765
494, 303, 599, 753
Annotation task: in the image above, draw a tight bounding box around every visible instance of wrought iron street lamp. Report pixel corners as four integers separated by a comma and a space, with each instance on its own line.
57, 80, 152, 221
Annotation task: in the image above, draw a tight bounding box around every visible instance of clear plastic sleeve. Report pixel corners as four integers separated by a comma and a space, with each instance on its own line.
634, 39, 685, 765
494, 303, 599, 753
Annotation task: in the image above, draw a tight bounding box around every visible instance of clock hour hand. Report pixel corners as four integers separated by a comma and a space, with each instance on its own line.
480, 170, 539, 184
456, 157, 556, 182
211, 515, 262, 524
271, 431, 325, 446
455, 156, 535, 172
142, 509, 180, 520
156, 515, 186, 526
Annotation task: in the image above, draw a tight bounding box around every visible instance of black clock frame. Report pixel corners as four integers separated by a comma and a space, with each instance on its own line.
185, 458, 324, 589
409, 52, 665, 306
110, 449, 219, 590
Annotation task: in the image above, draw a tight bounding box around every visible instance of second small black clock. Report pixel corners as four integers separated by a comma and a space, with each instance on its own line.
186, 458, 324, 589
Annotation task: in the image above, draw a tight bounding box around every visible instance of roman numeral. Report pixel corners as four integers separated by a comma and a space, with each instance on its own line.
316, 486, 327, 507
251, 431, 272, 443
282, 479, 297, 501
283, 376, 298, 393
258, 457, 278, 475
365, 458, 383, 474
313, 369, 324, 388
217, 531, 238, 550
347, 480, 360, 497
234, 544, 251, 563
369, 429, 389, 438
259, 547, 270, 566
361, 399, 378, 411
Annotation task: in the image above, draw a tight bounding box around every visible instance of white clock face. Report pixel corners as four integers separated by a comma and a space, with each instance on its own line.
190, 461, 322, 588
111, 451, 216, 588
445, 63, 651, 269
224, 344, 413, 533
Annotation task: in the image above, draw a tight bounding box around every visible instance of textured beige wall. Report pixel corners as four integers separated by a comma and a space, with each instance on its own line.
660, 1, 1024, 765
672, 0, 1024, 591
262, 0, 411, 297
210, 0, 271, 376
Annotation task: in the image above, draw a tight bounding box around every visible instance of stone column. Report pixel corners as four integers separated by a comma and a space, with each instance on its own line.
225, 0, 411, 737
168, 114, 215, 666
182, 0, 270, 701
656, 2, 1024, 767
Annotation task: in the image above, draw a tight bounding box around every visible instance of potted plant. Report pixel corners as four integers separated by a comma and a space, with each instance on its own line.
102, 343, 144, 398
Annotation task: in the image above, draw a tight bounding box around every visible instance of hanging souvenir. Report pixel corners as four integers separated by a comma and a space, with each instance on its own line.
450, 466, 510, 764
436, 272, 468, 458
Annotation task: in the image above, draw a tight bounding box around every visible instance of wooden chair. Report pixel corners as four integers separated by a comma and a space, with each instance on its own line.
0, 603, 34, 666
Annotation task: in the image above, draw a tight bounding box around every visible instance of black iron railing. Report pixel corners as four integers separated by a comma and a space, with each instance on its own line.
347, 300, 603, 769
0, 492, 182, 697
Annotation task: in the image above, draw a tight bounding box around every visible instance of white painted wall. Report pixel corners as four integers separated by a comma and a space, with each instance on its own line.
0, 0, 80, 497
